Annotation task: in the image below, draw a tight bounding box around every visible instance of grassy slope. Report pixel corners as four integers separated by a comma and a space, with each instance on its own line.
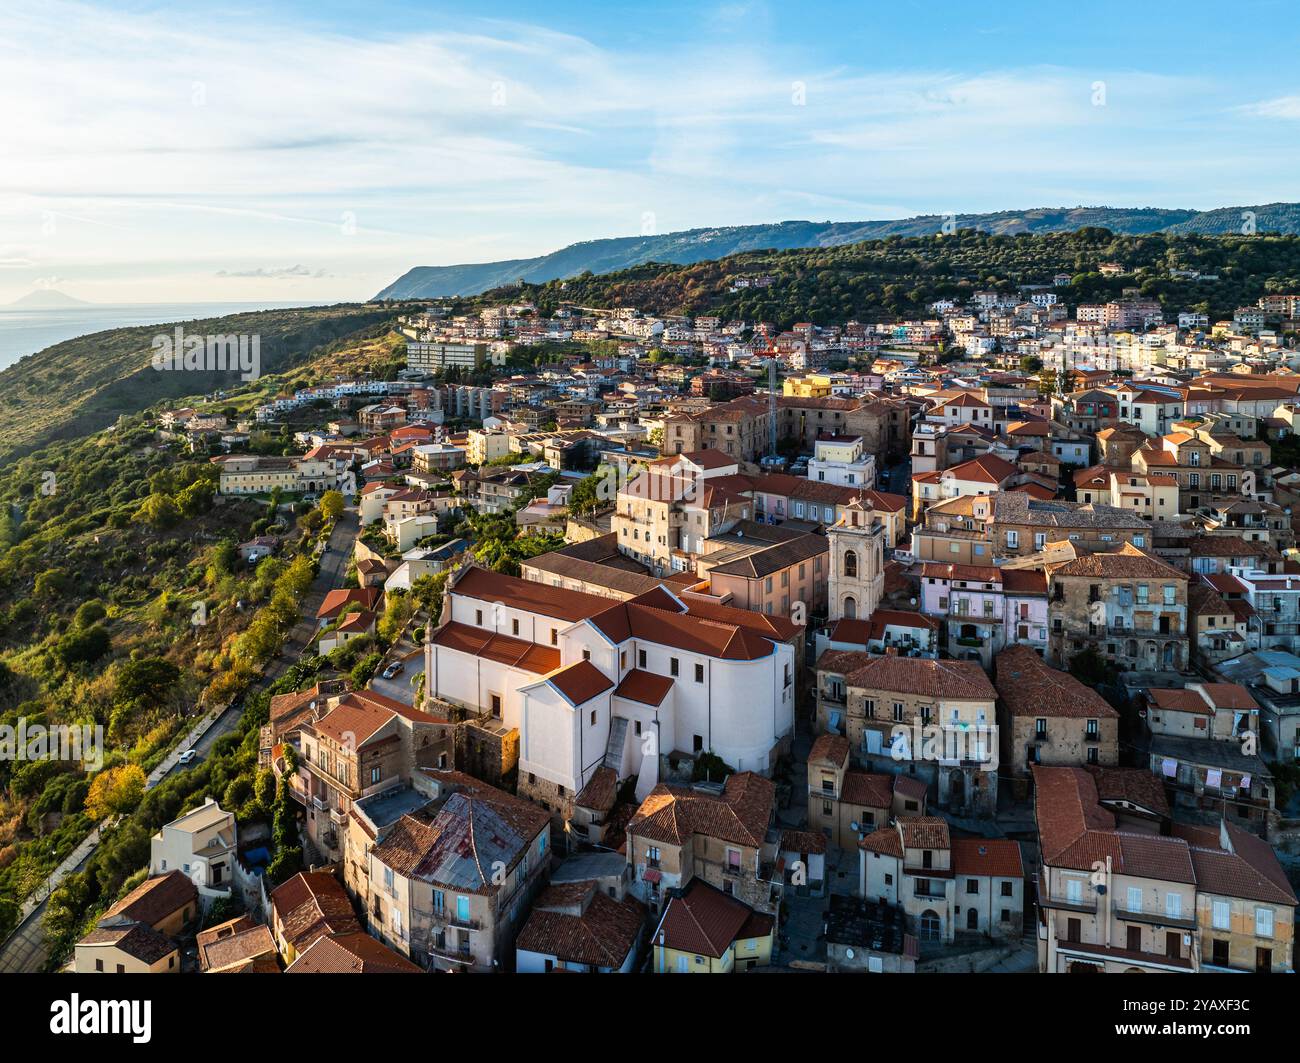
0, 303, 399, 464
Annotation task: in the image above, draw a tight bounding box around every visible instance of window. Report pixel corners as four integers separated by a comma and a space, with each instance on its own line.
370, 766, 381, 785
892, 702, 905, 722
475, 609, 483, 625
670, 658, 679, 677
1066, 877, 1083, 904
582, 649, 591, 661
647, 846, 661, 868
638, 649, 647, 668
695, 663, 704, 683
844, 550, 858, 578
1165, 892, 1181, 919
966, 878, 979, 895
1163, 584, 1175, 605
384, 866, 395, 894
512, 618, 520, 636
590, 709, 597, 726
1255, 907, 1274, 938
1127, 886, 1143, 913
550, 628, 558, 646
1035, 718, 1047, 739
95, 959, 103, 972
1212, 899, 1230, 930
456, 895, 471, 923
1000, 881, 1013, 897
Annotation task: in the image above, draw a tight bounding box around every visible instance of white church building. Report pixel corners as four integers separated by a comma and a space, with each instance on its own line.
423, 566, 796, 819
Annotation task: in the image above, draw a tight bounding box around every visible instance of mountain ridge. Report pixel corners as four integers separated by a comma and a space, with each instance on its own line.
376, 203, 1300, 300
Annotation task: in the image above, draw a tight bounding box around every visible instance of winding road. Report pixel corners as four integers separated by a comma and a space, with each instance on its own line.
0, 507, 359, 973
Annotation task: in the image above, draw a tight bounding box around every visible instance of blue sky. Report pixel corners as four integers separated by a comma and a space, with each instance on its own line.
2, 0, 1300, 303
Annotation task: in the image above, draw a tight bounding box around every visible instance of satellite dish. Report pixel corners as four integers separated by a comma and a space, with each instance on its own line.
845, 948, 855, 960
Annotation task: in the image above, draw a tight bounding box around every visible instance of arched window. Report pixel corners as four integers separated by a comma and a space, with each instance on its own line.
843, 596, 857, 620
919, 910, 942, 941
844, 549, 858, 578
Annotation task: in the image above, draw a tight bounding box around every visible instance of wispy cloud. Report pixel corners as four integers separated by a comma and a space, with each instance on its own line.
0, 0, 1291, 302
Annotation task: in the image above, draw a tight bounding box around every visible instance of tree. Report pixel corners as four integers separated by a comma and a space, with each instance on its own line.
319, 490, 344, 522
135, 492, 181, 529
114, 656, 181, 707
85, 764, 147, 821
55, 624, 111, 666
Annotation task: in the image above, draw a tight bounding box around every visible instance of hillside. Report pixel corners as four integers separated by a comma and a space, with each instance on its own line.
453, 228, 1300, 331
0, 303, 398, 464
374, 203, 1300, 299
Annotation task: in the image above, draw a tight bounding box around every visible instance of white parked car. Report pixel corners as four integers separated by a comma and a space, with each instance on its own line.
177, 749, 198, 765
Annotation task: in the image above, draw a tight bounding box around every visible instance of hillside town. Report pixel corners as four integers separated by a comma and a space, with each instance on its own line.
78, 281, 1300, 978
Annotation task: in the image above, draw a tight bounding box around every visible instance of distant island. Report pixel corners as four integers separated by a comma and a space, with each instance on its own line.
7, 288, 92, 309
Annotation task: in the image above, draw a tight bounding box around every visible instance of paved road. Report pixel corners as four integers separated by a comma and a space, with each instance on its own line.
0, 508, 360, 973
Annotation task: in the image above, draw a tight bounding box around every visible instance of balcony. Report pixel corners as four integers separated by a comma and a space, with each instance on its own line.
1112, 904, 1197, 932
1035, 877, 1097, 914
430, 910, 481, 932
1084, 730, 1102, 743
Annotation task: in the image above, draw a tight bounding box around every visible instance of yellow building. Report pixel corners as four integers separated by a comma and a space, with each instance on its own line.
652, 878, 775, 973
782, 374, 833, 399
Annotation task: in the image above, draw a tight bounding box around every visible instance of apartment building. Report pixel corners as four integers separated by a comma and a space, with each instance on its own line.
1131, 432, 1259, 511
859, 817, 1024, 945
994, 644, 1120, 780
405, 340, 487, 373
920, 561, 1048, 667
212, 453, 338, 495
807, 434, 876, 489
149, 799, 236, 908
1033, 766, 1294, 973
1044, 542, 1190, 672
1144, 681, 1272, 833
294, 690, 448, 861
359, 773, 551, 972
814, 653, 998, 816
612, 450, 750, 574
627, 772, 780, 916
806, 733, 928, 849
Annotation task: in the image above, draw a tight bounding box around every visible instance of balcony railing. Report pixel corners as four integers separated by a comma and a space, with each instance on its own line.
430, 910, 481, 932
1112, 904, 1197, 931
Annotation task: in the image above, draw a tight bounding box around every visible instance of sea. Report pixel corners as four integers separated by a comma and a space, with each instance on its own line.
0, 302, 315, 372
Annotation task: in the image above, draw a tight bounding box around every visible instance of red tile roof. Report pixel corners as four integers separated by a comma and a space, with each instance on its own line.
655, 878, 774, 959
543, 660, 615, 705
614, 668, 675, 706
429, 621, 561, 674
995, 644, 1118, 720
629, 772, 774, 849
951, 838, 1023, 878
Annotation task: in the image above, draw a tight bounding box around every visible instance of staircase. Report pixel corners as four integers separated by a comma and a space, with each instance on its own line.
603, 716, 630, 773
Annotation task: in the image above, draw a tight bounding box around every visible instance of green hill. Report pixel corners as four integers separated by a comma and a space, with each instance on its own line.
375, 203, 1300, 299
0, 304, 398, 464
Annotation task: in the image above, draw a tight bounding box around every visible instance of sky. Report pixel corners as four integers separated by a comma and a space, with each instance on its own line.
2, 0, 1300, 304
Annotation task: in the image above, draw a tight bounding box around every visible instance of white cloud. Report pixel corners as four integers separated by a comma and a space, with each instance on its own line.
0, 2, 1288, 302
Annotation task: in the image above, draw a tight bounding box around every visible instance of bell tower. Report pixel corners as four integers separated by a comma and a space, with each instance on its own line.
828, 497, 883, 622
